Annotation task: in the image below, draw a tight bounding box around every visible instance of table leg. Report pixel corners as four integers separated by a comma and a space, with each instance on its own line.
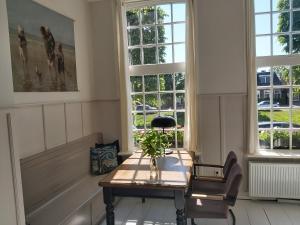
103, 187, 115, 225
174, 190, 186, 225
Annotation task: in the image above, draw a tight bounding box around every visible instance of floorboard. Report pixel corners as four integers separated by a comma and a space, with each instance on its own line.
262, 201, 292, 225
100, 198, 300, 225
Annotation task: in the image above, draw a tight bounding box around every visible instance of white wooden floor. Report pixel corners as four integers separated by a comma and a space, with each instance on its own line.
101, 198, 300, 225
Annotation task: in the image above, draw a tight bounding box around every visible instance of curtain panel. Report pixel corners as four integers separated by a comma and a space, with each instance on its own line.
114, 0, 134, 152
184, 0, 199, 152
246, 0, 258, 154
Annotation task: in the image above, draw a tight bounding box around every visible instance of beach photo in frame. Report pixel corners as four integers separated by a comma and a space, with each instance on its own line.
6, 0, 78, 92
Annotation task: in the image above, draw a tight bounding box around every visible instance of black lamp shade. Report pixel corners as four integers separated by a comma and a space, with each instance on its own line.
151, 116, 176, 128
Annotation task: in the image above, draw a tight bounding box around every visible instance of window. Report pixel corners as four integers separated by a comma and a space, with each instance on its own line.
255, 0, 300, 150
125, 2, 186, 148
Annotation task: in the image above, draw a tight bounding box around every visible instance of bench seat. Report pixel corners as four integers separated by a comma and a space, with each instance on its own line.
28, 174, 106, 225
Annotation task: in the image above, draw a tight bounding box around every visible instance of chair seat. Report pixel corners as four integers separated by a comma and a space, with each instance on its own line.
192, 179, 226, 195
185, 198, 228, 219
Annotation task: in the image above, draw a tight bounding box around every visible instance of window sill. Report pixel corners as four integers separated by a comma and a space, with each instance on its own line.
248, 150, 300, 160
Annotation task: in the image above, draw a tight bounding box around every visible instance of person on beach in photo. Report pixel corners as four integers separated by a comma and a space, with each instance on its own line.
40, 26, 56, 69
17, 25, 28, 63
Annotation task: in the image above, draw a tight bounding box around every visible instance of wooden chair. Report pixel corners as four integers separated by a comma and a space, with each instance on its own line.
185, 163, 242, 225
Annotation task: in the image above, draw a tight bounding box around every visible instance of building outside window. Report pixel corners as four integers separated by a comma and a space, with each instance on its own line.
255, 0, 300, 150
125, 1, 186, 148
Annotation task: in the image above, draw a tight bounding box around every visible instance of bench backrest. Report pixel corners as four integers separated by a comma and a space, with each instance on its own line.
20, 133, 102, 214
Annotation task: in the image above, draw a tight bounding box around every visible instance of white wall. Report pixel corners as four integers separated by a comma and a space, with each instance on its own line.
0, 0, 97, 106
90, 0, 120, 100
197, 0, 247, 95
195, 0, 248, 192
0, 0, 121, 224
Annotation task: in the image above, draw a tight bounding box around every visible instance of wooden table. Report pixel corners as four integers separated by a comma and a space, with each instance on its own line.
99, 150, 193, 225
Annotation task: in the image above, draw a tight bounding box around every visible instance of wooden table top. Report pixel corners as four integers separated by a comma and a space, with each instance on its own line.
99, 150, 194, 190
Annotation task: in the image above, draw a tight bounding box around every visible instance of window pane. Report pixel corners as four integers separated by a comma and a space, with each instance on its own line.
292, 131, 300, 149
146, 112, 159, 128
157, 4, 171, 24
142, 26, 156, 44
132, 94, 143, 111
292, 65, 300, 84
161, 93, 174, 110
273, 109, 290, 127
173, 23, 186, 42
293, 11, 300, 31
292, 34, 300, 53
174, 43, 185, 62
143, 47, 157, 64
273, 0, 289, 11
256, 36, 271, 56
258, 110, 271, 128
293, 88, 300, 106
177, 131, 184, 148
257, 88, 271, 109
273, 12, 290, 33
292, 109, 300, 127
141, 7, 155, 25
273, 66, 290, 85
133, 130, 143, 147
145, 94, 158, 109
157, 25, 172, 43
159, 74, 173, 91
166, 130, 176, 148
273, 88, 290, 107
255, 0, 270, 12
158, 45, 173, 64
273, 130, 290, 149
273, 35, 290, 55
259, 130, 271, 149
132, 113, 144, 129
130, 76, 143, 92
255, 14, 271, 34
175, 73, 185, 90
127, 10, 140, 26
160, 111, 174, 117
172, 3, 186, 22
176, 112, 185, 128
257, 67, 271, 86
128, 28, 141, 46
293, 0, 300, 8
129, 48, 141, 65
144, 75, 158, 92
176, 93, 185, 109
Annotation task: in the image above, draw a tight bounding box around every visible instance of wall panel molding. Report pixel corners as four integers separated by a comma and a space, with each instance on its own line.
6, 99, 116, 159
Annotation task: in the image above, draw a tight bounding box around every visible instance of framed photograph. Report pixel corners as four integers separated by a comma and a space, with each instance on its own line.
6, 0, 78, 92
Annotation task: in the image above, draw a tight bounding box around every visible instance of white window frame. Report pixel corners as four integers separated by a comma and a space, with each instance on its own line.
255, 0, 300, 151
124, 0, 186, 149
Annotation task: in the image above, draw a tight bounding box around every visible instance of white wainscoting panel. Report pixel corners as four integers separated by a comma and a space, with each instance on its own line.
82, 102, 98, 136
199, 95, 221, 171
43, 104, 67, 149
220, 95, 247, 191
65, 103, 83, 142
12, 106, 45, 159
97, 101, 120, 143
0, 110, 18, 225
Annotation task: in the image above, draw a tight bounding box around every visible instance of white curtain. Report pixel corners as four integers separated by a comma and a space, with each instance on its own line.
246, 0, 258, 154
184, 0, 199, 152
114, 0, 134, 152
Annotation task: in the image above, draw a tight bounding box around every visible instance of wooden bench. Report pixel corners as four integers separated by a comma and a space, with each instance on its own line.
21, 133, 106, 225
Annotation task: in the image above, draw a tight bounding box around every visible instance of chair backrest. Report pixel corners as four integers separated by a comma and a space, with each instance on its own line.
224, 163, 242, 206
223, 151, 238, 179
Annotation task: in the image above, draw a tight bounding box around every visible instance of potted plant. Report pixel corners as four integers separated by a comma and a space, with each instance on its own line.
138, 130, 171, 176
